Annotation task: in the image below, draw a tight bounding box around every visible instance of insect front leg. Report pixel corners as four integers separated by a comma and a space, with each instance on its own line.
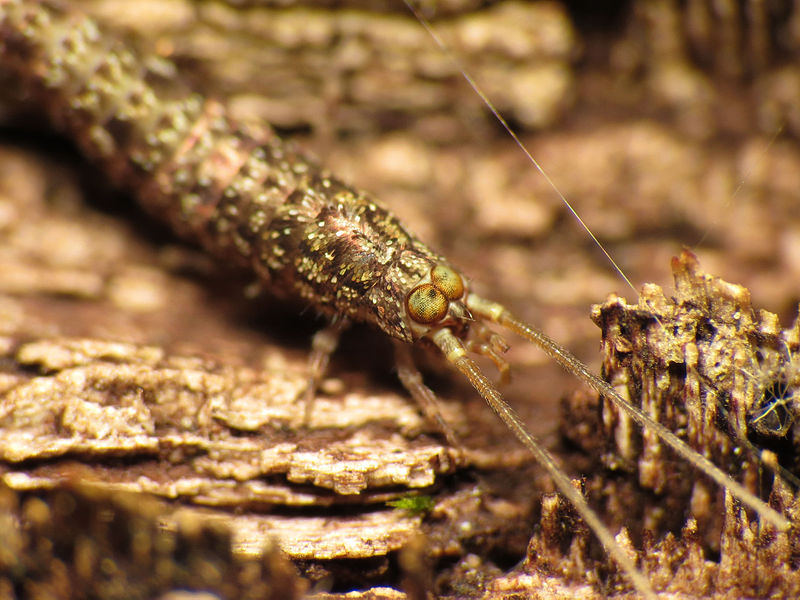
393, 340, 460, 448
303, 317, 350, 425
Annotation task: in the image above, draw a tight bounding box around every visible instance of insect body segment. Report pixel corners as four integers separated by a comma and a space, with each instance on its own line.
0, 0, 453, 343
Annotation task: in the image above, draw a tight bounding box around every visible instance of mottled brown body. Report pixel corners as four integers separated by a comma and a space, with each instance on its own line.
0, 0, 450, 342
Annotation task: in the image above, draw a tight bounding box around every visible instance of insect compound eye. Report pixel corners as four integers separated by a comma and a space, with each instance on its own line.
430, 265, 465, 300
407, 283, 449, 324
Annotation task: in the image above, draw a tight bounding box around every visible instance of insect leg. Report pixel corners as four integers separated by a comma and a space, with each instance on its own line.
303, 317, 350, 424
465, 293, 791, 532
428, 326, 656, 599
464, 321, 511, 385
394, 340, 460, 448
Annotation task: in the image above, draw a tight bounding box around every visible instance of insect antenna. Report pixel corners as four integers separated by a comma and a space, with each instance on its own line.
430, 326, 655, 598
473, 296, 789, 531
406, 1, 791, 595
404, 0, 638, 300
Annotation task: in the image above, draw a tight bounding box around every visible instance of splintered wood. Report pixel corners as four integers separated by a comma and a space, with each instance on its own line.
593, 250, 800, 493
555, 250, 800, 597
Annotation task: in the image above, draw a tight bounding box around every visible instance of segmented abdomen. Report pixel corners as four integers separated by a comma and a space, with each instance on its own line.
0, 0, 441, 339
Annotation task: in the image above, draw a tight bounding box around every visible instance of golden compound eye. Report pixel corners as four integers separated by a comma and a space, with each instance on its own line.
406, 284, 448, 324
431, 265, 465, 300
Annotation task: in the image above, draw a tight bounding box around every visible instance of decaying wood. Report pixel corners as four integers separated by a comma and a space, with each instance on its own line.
0, 482, 304, 599
554, 251, 800, 598
0, 144, 536, 596
2, 1, 800, 598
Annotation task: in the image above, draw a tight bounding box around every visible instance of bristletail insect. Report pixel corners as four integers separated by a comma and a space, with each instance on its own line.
0, 2, 790, 598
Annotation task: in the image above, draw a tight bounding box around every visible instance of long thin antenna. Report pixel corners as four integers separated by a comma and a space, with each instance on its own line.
405, 2, 791, 596
403, 0, 638, 299
495, 306, 789, 532
430, 327, 657, 599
